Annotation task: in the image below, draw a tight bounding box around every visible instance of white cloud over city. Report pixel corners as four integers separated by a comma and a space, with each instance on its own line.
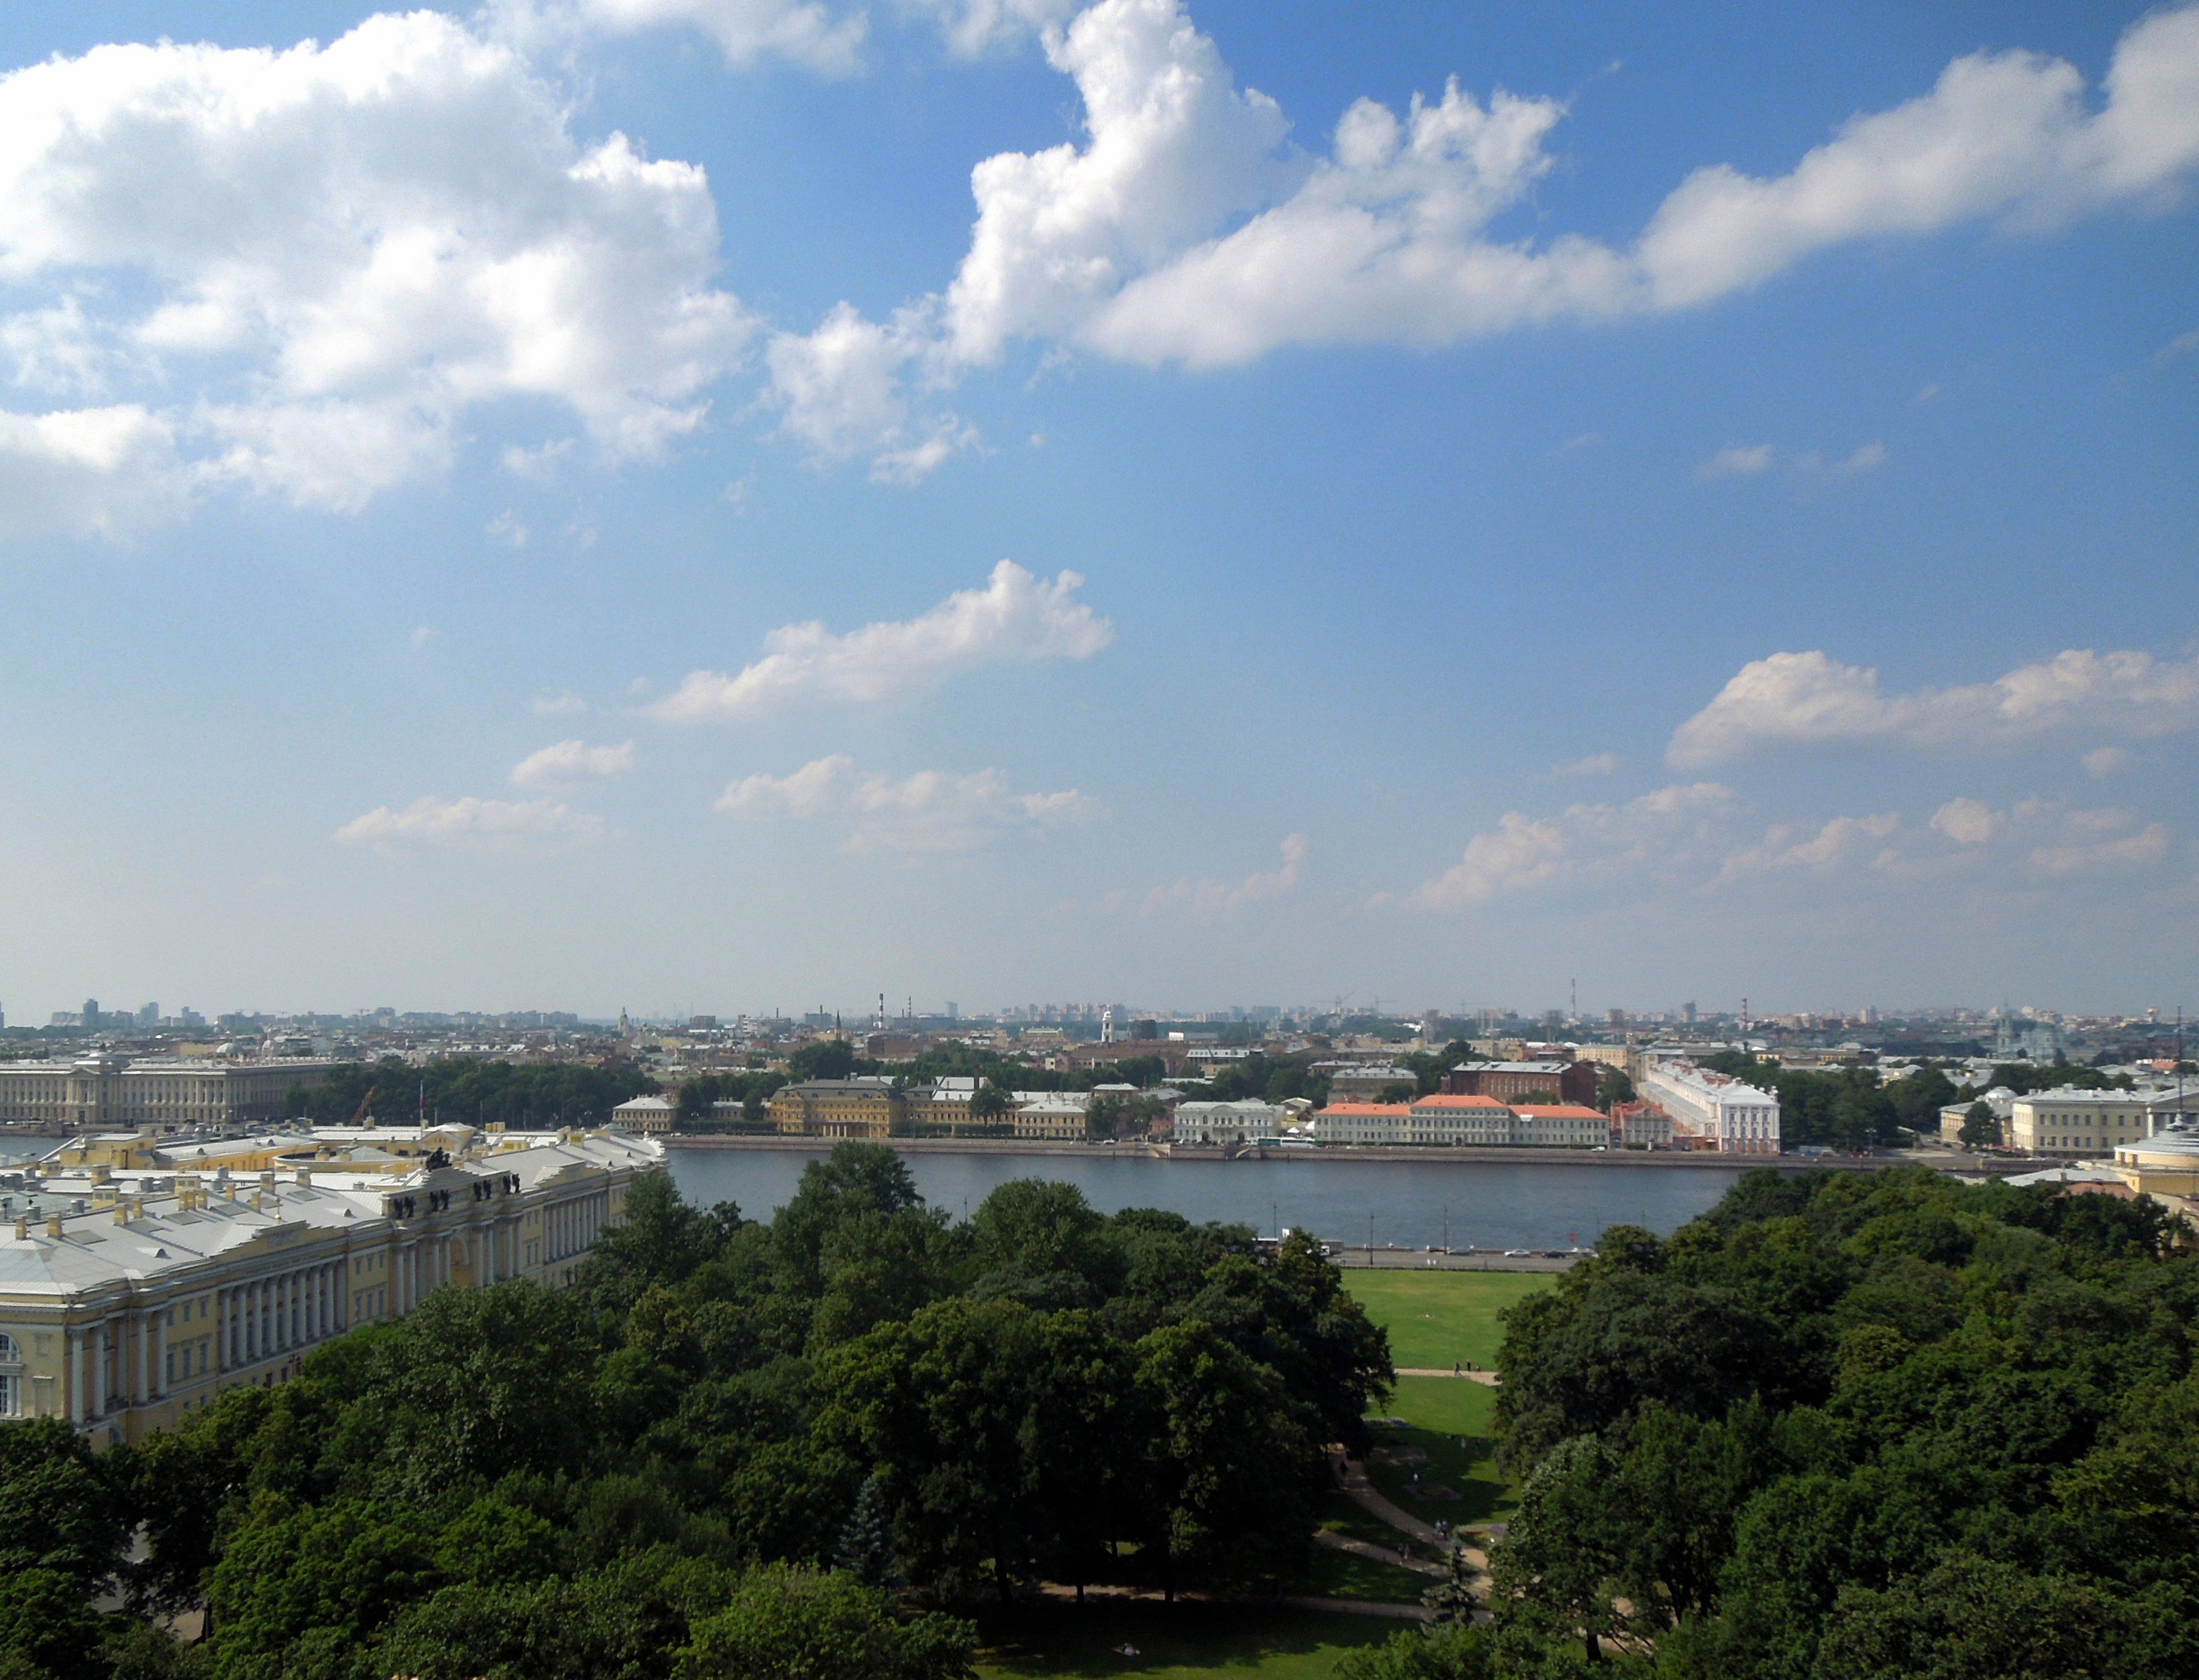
510, 740, 636, 786
335, 795, 608, 852
714, 753, 1091, 852
649, 561, 1114, 722
0, 11, 754, 527
767, 0, 2199, 470
1668, 647, 2199, 765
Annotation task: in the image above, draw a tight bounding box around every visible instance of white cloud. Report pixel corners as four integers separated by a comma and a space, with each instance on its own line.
650, 559, 1114, 722
2159, 327, 2199, 365
511, 738, 635, 786
501, 439, 574, 483
1720, 812, 1898, 880
0, 405, 191, 540
714, 752, 1091, 852
1141, 832, 1307, 918
487, 509, 530, 547
1924, 793, 2170, 878
487, 0, 865, 73
779, 1, 2199, 441
901, 0, 1074, 57
1544, 752, 1620, 779
1836, 440, 1887, 474
408, 624, 437, 649
2084, 746, 2132, 778
1931, 797, 2002, 844
762, 303, 978, 481
335, 794, 605, 851
1668, 646, 2199, 766
0, 13, 756, 522
533, 689, 589, 716
1698, 443, 1774, 480
1408, 783, 1735, 910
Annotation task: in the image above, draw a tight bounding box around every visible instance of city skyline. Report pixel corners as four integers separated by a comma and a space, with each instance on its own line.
1, 2, 2195, 1015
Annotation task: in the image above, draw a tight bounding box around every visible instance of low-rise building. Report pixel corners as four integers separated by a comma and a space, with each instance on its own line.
1609, 1101, 1672, 1148
0, 1054, 339, 1131
1011, 1095, 1089, 1141
1404, 1094, 1515, 1145
612, 1095, 677, 1136
767, 1078, 906, 1138
0, 1126, 663, 1445
1636, 1060, 1780, 1155
2009, 1089, 2155, 1157
1513, 1104, 1612, 1148
1325, 1065, 1422, 1103
1308, 1103, 1413, 1145
1174, 1101, 1286, 1144
1443, 1060, 1598, 1107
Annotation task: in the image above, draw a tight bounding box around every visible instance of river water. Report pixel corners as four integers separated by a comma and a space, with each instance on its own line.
668, 1148, 1749, 1251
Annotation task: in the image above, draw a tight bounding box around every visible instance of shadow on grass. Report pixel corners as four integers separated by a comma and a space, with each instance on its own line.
976, 1601, 1397, 1678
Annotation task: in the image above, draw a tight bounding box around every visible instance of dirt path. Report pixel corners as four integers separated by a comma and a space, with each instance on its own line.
1393, 1367, 1500, 1385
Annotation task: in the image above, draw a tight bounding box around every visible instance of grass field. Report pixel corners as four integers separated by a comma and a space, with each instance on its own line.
976, 1604, 1400, 1678
1339, 1271, 1557, 1526
1341, 1269, 1556, 1372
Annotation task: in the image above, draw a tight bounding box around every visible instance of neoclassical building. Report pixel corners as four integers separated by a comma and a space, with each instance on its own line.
0, 1053, 337, 1130
0, 1125, 661, 1445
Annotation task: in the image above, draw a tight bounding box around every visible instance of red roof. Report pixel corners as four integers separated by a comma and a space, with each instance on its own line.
1317, 1102, 1415, 1116
1515, 1104, 1607, 1120
1410, 1094, 1509, 1110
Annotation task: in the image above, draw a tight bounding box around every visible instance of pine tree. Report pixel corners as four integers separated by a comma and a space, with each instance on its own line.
836, 1473, 900, 1590
1422, 1540, 1477, 1627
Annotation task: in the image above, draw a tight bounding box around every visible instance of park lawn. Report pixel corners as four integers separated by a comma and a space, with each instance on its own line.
1365, 1377, 1518, 1526
1343, 1269, 1555, 1372
1302, 1537, 1433, 1605
975, 1603, 1399, 1678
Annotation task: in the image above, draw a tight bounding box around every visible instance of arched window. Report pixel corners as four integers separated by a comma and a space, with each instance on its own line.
0, 1334, 19, 1418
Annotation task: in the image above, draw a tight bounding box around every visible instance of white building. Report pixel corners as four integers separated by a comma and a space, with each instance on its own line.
0, 1054, 340, 1131
1306, 1097, 1608, 1149
1636, 1060, 1780, 1154
612, 1094, 677, 1136
2009, 1089, 2156, 1157
1173, 1101, 1286, 1144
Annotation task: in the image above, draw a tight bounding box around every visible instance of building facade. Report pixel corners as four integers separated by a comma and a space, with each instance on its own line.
0, 1055, 339, 1131
1307, 1096, 1609, 1148
0, 1126, 662, 1445
1173, 1101, 1287, 1144
2009, 1089, 2156, 1157
1443, 1060, 1598, 1107
767, 1078, 906, 1138
612, 1095, 677, 1136
1635, 1060, 1781, 1154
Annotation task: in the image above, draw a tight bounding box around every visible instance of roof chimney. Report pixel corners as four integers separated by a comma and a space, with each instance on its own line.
45, 1214, 62, 1238
11, 1217, 25, 1240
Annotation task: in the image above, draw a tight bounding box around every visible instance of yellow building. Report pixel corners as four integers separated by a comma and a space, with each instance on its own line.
2010, 1089, 2154, 1156
767, 1079, 906, 1138
0, 1054, 337, 1130
612, 1095, 678, 1136
0, 1127, 662, 1446
1010, 1095, 1089, 1141
2114, 1130, 2199, 1200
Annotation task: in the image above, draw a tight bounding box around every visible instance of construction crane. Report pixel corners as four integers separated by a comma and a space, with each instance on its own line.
349, 1084, 378, 1127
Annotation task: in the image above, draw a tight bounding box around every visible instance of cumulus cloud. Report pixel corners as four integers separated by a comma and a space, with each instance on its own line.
1931, 797, 2002, 845
1140, 833, 1307, 919
772, 0, 2199, 453
762, 303, 978, 481
1543, 752, 1620, 779
650, 560, 1113, 722
1668, 647, 2199, 766
486, 0, 865, 73
335, 795, 605, 851
1408, 783, 1735, 910
0, 405, 191, 540
2084, 746, 2132, 778
1720, 812, 1899, 880
1698, 444, 1774, 480
901, 0, 1075, 57
715, 752, 1090, 852
1924, 794, 2170, 877
0, 12, 756, 523
510, 738, 635, 786
533, 690, 589, 715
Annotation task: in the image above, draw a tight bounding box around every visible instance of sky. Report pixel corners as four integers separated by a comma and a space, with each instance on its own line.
0, 0, 2195, 1024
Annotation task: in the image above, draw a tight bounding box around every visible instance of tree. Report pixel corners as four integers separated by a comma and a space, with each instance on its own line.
967, 1085, 1009, 1125
835, 1475, 900, 1589
675, 1565, 975, 1680
1595, 1068, 1636, 1112
1489, 1434, 1627, 1663
789, 1039, 859, 1082
1958, 1101, 2000, 1148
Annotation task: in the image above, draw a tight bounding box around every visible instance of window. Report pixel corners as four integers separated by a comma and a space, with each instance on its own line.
0, 1334, 18, 1419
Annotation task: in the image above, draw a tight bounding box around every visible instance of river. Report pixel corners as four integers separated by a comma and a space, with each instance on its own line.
667, 1148, 1749, 1250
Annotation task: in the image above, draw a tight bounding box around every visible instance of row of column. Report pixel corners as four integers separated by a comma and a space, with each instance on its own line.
63, 1192, 610, 1428
547, 1190, 605, 1262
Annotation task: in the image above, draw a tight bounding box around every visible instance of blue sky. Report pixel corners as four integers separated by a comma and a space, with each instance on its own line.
0, 0, 2194, 1023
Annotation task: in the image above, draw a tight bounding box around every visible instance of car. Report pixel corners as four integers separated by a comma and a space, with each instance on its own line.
1504, 1248, 1531, 1257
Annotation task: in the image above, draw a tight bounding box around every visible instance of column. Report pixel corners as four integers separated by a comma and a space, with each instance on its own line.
69, 1328, 86, 1426
153, 1308, 167, 1399
97, 1320, 112, 1413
